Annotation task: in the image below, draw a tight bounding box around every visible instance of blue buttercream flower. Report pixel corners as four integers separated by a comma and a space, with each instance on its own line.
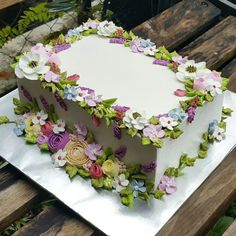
67, 27, 83, 37
63, 85, 78, 102
131, 179, 146, 198
208, 120, 218, 135
140, 39, 155, 48
13, 120, 26, 136
168, 108, 187, 122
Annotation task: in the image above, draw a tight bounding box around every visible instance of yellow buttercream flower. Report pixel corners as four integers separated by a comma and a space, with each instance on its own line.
25, 116, 41, 136
102, 159, 119, 178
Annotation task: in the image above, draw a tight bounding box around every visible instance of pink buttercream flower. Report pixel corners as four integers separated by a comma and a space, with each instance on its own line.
209, 71, 222, 83
130, 39, 144, 53
193, 77, 207, 91
159, 175, 177, 194
45, 71, 60, 83
174, 89, 187, 97
41, 121, 53, 136
89, 163, 104, 178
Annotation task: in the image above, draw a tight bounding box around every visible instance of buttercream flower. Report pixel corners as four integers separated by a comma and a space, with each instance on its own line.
82, 160, 93, 172
84, 93, 102, 107
209, 71, 222, 83
54, 44, 71, 53
130, 39, 144, 53
83, 20, 99, 29
213, 127, 225, 141
159, 175, 177, 194
102, 159, 119, 177
187, 106, 196, 123
174, 89, 187, 97
67, 27, 83, 37
115, 145, 127, 160
208, 120, 218, 135
140, 39, 155, 48
44, 71, 60, 83
205, 79, 222, 96
37, 135, 48, 145
41, 121, 53, 136
113, 124, 121, 139
123, 109, 148, 130
172, 55, 188, 64
112, 105, 130, 121
31, 43, 53, 58
25, 116, 41, 136
97, 21, 118, 36
74, 122, 87, 141
193, 77, 207, 92
52, 149, 67, 167
159, 116, 178, 130
112, 174, 129, 192
143, 46, 158, 56
32, 110, 48, 126
153, 59, 170, 66
143, 124, 165, 141
13, 119, 26, 136
74, 87, 89, 102
168, 108, 187, 122
84, 143, 103, 161
63, 85, 79, 102
92, 115, 101, 127
52, 119, 65, 134
131, 180, 146, 197
110, 38, 126, 44
67, 74, 80, 81
176, 60, 210, 81
117, 159, 127, 173
48, 131, 70, 153
90, 163, 104, 178
141, 160, 156, 173
15, 51, 50, 80
64, 139, 89, 166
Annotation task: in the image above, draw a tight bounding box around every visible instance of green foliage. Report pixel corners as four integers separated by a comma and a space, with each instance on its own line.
0, 116, 10, 125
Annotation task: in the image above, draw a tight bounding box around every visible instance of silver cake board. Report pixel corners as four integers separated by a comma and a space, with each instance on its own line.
0, 89, 236, 236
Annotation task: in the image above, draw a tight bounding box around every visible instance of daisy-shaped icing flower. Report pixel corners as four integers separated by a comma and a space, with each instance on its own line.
176, 60, 210, 82
206, 79, 222, 97
15, 51, 50, 80
143, 46, 158, 56
52, 119, 65, 134
32, 110, 48, 125
213, 127, 225, 141
112, 174, 129, 192
52, 149, 67, 167
159, 116, 178, 130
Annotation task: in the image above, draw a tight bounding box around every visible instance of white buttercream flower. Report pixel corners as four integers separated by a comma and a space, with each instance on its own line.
159, 116, 178, 130
213, 127, 225, 141
32, 110, 48, 126
143, 46, 158, 56
76, 87, 89, 102
15, 51, 50, 80
206, 79, 222, 96
52, 119, 66, 134
112, 174, 129, 192
176, 60, 210, 82
123, 109, 148, 130
52, 149, 67, 167
97, 21, 118, 37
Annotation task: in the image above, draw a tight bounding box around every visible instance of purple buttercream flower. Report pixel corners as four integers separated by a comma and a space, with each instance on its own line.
115, 145, 127, 160
84, 93, 102, 107
153, 59, 170, 66
54, 44, 71, 53
21, 86, 32, 102
85, 143, 103, 161
110, 38, 126, 44
74, 122, 87, 141
79, 86, 94, 94
187, 106, 196, 123
39, 95, 50, 112
48, 131, 70, 153
54, 92, 68, 111
112, 105, 130, 113
143, 124, 165, 142
113, 124, 121, 140
159, 175, 177, 194
172, 55, 188, 64
141, 160, 156, 173
130, 39, 144, 53
37, 135, 49, 145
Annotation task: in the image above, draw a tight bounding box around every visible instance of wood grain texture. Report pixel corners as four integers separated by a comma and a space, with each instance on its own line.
0, 0, 23, 10
0, 179, 40, 231
132, 0, 221, 50
222, 58, 236, 93
12, 206, 94, 236
179, 16, 236, 70
223, 219, 236, 236
0, 165, 18, 191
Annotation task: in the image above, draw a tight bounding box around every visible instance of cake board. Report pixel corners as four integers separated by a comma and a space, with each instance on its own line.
0, 89, 236, 236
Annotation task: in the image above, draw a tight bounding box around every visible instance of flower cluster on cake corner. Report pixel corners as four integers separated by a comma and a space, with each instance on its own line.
0, 19, 233, 208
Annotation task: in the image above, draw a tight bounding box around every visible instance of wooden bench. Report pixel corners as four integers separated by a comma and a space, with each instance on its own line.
0, 0, 236, 235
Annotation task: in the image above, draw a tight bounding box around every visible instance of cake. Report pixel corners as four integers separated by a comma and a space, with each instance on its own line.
1, 20, 232, 207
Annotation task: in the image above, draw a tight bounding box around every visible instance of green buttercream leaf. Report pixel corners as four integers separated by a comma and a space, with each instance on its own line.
131, 174, 147, 180
221, 77, 229, 91
142, 137, 151, 145
127, 164, 141, 175
65, 165, 78, 179
24, 135, 37, 144
86, 131, 95, 144
41, 82, 57, 94
120, 186, 133, 196
48, 105, 58, 123
0, 116, 10, 124
180, 154, 196, 167
123, 41, 130, 47
145, 180, 154, 193
218, 121, 226, 130
164, 167, 181, 177
103, 177, 113, 190
169, 127, 183, 139
202, 132, 209, 141
91, 177, 104, 188
149, 116, 159, 125
200, 141, 209, 151
154, 190, 165, 200
153, 138, 163, 148
205, 93, 213, 102
104, 147, 113, 157
198, 150, 207, 159
77, 167, 90, 178
102, 98, 117, 107
179, 101, 188, 111
127, 128, 137, 137
39, 144, 49, 152
138, 191, 149, 201
222, 107, 233, 116
96, 154, 107, 165
121, 194, 134, 208
10, 62, 17, 69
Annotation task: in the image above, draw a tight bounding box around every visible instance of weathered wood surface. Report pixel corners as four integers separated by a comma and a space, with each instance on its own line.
222, 58, 236, 93
179, 16, 236, 69
0, 0, 23, 10
12, 206, 94, 236
223, 219, 236, 236
132, 0, 221, 50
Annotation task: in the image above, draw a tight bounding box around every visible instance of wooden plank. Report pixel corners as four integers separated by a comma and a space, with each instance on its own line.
222, 58, 236, 93
179, 16, 236, 70
223, 219, 236, 236
132, 0, 221, 50
0, 165, 18, 191
12, 206, 94, 236
0, 179, 41, 231
0, 0, 23, 10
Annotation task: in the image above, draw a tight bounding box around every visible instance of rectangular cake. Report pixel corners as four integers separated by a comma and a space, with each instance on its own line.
8, 20, 231, 207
